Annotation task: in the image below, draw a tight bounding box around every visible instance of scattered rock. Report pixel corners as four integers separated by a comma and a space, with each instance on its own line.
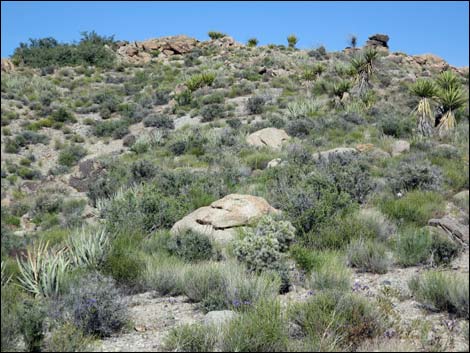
413, 54, 449, 72
428, 216, 469, 246
391, 140, 410, 157
312, 147, 358, 161
246, 128, 290, 150
171, 194, 279, 244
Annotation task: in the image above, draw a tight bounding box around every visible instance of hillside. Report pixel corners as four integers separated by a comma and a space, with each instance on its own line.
1, 32, 469, 352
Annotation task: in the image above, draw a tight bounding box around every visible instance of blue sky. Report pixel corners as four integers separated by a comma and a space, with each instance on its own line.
1, 1, 469, 66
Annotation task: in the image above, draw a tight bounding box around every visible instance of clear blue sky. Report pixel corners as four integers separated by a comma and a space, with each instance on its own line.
1, 1, 469, 66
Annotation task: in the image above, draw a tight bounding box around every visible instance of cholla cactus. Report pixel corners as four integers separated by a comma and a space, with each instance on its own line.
254, 216, 296, 252
16, 241, 70, 297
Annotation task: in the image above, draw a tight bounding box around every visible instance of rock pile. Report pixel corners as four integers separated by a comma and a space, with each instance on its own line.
365, 34, 389, 49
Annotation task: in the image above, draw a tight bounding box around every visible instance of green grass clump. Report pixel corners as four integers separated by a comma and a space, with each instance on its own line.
379, 191, 444, 226
186, 72, 216, 92
305, 250, 351, 291
222, 299, 288, 352
164, 323, 217, 352
58, 144, 87, 167
347, 238, 390, 274
409, 271, 469, 318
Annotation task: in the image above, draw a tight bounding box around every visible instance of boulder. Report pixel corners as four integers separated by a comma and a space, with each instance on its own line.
68, 159, 105, 192
453, 190, 469, 208
365, 34, 389, 49
413, 54, 449, 72
246, 128, 290, 150
312, 147, 358, 161
1, 58, 15, 73
390, 140, 410, 157
171, 194, 279, 244
267, 158, 285, 168
428, 216, 469, 246
204, 310, 237, 327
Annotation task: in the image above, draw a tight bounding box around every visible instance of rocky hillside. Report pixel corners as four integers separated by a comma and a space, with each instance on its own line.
1, 32, 469, 352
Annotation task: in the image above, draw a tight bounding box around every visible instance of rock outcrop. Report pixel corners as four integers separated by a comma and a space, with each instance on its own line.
1, 58, 15, 72
428, 216, 469, 246
171, 194, 279, 243
246, 128, 290, 150
312, 147, 358, 161
365, 34, 389, 49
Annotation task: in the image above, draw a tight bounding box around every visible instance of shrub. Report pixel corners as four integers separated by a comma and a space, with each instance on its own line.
287, 34, 298, 48
58, 144, 87, 167
379, 191, 444, 226
222, 299, 288, 352
130, 160, 157, 181
246, 96, 265, 115
347, 238, 390, 274
64, 272, 128, 337
208, 31, 226, 40
141, 255, 186, 296
1, 284, 22, 351
247, 38, 259, 47
164, 324, 217, 352
167, 230, 216, 262
19, 298, 46, 352
46, 322, 92, 352
306, 250, 351, 291
93, 119, 129, 138
409, 271, 468, 318
143, 114, 174, 129
51, 107, 76, 123
378, 115, 413, 138
289, 291, 385, 350
186, 72, 216, 92
200, 103, 225, 122
227, 118, 242, 129
388, 157, 442, 193
285, 119, 314, 138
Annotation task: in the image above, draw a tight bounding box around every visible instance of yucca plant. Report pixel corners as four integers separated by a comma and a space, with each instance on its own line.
410, 79, 437, 137
436, 86, 467, 136
332, 80, 352, 99
436, 71, 460, 91
66, 227, 111, 269
1, 260, 12, 287
16, 241, 70, 297
351, 48, 378, 96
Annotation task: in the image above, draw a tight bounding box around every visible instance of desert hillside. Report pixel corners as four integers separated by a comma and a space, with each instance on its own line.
1, 31, 469, 352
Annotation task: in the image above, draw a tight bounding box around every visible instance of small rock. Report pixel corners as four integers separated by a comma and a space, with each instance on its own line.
391, 140, 410, 157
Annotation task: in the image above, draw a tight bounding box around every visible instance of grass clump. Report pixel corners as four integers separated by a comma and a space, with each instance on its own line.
409, 271, 469, 318
347, 238, 390, 274
305, 250, 351, 291
58, 144, 87, 167
167, 230, 217, 262
164, 323, 217, 352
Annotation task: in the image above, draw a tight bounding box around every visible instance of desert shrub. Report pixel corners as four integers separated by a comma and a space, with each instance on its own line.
395, 227, 459, 267
19, 298, 47, 352
265, 167, 353, 239
306, 250, 351, 291
208, 31, 226, 40
141, 254, 186, 296
186, 72, 216, 92
164, 324, 217, 352
63, 272, 128, 337
289, 291, 385, 350
222, 299, 288, 352
51, 107, 76, 123
31, 192, 63, 216
378, 115, 413, 138
355, 208, 396, 241
18, 166, 42, 180
58, 144, 87, 167
143, 114, 174, 129
167, 230, 216, 262
130, 160, 157, 182
247, 38, 259, 47
16, 131, 50, 146
243, 150, 276, 170
409, 271, 468, 318
379, 191, 444, 226
182, 261, 280, 313
45, 322, 92, 352
1, 284, 22, 351
246, 96, 265, 115
307, 45, 328, 60
227, 118, 242, 129
200, 103, 225, 122
286, 144, 312, 165
388, 157, 442, 193
285, 119, 314, 138
347, 238, 390, 274
287, 34, 298, 48
12, 31, 116, 68
93, 119, 130, 138
168, 140, 188, 155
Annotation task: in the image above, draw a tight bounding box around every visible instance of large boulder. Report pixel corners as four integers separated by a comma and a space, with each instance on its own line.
413, 54, 449, 72
428, 216, 469, 246
246, 128, 290, 150
365, 34, 389, 49
171, 194, 279, 244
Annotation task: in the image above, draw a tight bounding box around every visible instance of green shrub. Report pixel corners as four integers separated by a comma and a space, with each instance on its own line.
58, 144, 87, 167
19, 298, 46, 352
208, 31, 226, 40
222, 299, 288, 352
378, 115, 413, 138
306, 250, 351, 291
379, 191, 444, 226
287, 34, 298, 48
388, 157, 442, 193
143, 114, 174, 129
93, 119, 130, 138
347, 238, 390, 274
246, 96, 265, 115
243, 151, 276, 170
46, 322, 92, 352
167, 230, 216, 262
164, 324, 217, 352
247, 38, 259, 47
141, 254, 186, 296
1, 284, 22, 351
186, 72, 216, 92
51, 107, 76, 123
289, 291, 385, 350
200, 103, 225, 122
63, 272, 128, 337
409, 271, 468, 318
